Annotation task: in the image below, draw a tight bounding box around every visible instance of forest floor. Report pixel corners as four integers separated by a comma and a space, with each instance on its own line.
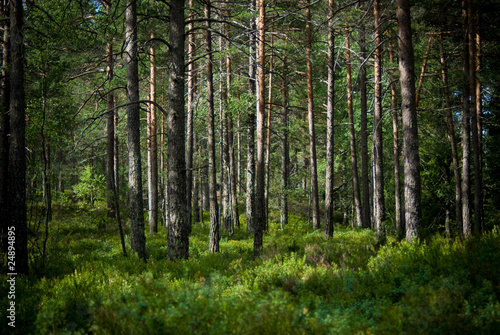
1, 202, 500, 334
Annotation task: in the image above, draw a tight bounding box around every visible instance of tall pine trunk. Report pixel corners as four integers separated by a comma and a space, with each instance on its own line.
0, 0, 9, 252
167, 0, 189, 260
345, 27, 363, 229
206, 1, 220, 253
306, 0, 320, 230
373, 0, 385, 240
280, 57, 289, 230
125, 0, 146, 261
396, 0, 422, 242
439, 33, 462, 235
254, 0, 266, 258
9, 0, 28, 274
148, 33, 158, 235
187, 0, 196, 227
324, 0, 335, 237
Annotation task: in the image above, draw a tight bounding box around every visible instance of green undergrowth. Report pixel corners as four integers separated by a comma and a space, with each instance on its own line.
1, 206, 500, 334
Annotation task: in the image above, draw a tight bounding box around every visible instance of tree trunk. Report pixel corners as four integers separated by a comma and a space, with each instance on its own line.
206, 1, 220, 253
280, 57, 289, 230
396, 0, 422, 243
475, 13, 483, 232
186, 0, 196, 230
373, 0, 385, 241
359, 0, 371, 229
324, 0, 335, 237
254, 0, 266, 258
461, 0, 471, 238
167, 0, 189, 260
105, 1, 116, 219
306, 0, 320, 230
9, 0, 28, 274
246, 0, 256, 234
125, 0, 146, 261
0, 1, 9, 253
148, 33, 158, 235
264, 21, 274, 231
415, 36, 432, 108
389, 29, 404, 238
467, 0, 482, 234
345, 27, 363, 229
439, 32, 462, 236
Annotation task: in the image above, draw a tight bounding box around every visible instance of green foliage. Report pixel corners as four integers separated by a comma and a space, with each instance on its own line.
2, 204, 500, 334
72, 166, 106, 207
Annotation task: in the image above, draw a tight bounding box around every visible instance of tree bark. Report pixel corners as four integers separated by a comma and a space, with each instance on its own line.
396, 0, 422, 243
306, 0, 320, 230
389, 28, 404, 238
9, 0, 28, 274
254, 0, 266, 258
280, 57, 289, 230
324, 0, 335, 237
206, 1, 220, 253
167, 0, 189, 260
246, 0, 256, 234
264, 21, 274, 231
345, 27, 363, 229
359, 0, 371, 229
0, 0, 9, 253
148, 33, 158, 235
475, 13, 483, 232
125, 0, 146, 261
105, 1, 116, 219
461, 0, 471, 238
187, 0, 196, 228
373, 0, 385, 241
439, 32, 462, 236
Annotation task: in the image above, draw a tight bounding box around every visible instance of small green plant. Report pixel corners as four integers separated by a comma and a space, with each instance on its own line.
72, 165, 105, 207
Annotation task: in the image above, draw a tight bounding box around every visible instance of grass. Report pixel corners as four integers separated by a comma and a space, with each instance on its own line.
1, 203, 500, 334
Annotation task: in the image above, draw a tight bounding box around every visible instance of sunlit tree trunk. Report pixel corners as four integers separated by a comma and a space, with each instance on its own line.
373, 0, 385, 241
125, 0, 146, 261
106, 30, 116, 219
306, 0, 320, 230
415, 36, 432, 108
254, 0, 266, 258
167, 0, 189, 260
186, 0, 196, 230
246, 0, 256, 234
324, 0, 335, 237
475, 13, 483, 232
397, 0, 422, 243
148, 33, 158, 235
264, 21, 274, 231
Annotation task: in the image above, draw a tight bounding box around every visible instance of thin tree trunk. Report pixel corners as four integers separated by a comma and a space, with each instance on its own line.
167, 0, 189, 260
345, 27, 363, 229
324, 0, 336, 237
439, 32, 462, 236
415, 36, 433, 108
280, 57, 289, 230
467, 0, 482, 235
9, 0, 28, 274
187, 1, 196, 228
125, 0, 146, 261
389, 29, 404, 238
461, 0, 471, 238
306, 0, 320, 230
397, 0, 422, 243
475, 13, 483, 232
373, 0, 385, 241
254, 0, 266, 258
359, 0, 371, 229
264, 22, 274, 231
246, 0, 256, 234
148, 33, 158, 235
206, 1, 220, 253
